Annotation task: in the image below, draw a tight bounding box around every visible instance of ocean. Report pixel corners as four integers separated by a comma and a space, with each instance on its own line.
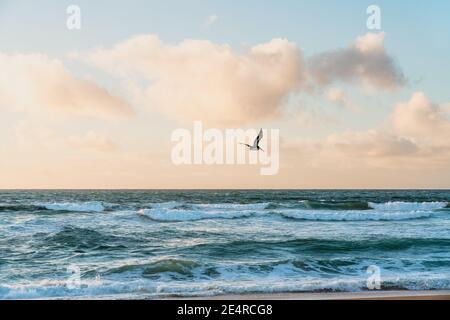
0, 190, 449, 299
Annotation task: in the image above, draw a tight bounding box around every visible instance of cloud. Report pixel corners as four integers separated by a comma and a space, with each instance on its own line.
325, 92, 450, 165
391, 92, 450, 145
328, 129, 418, 158
204, 15, 218, 27
0, 53, 132, 120
308, 32, 404, 91
83, 35, 306, 125
67, 131, 118, 152
77, 33, 408, 125
324, 88, 358, 111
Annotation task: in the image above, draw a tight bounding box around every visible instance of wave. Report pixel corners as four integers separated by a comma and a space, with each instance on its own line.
42, 227, 133, 251
298, 200, 448, 212
2, 267, 450, 299
218, 200, 446, 212
147, 201, 183, 210
195, 203, 269, 210
276, 209, 433, 221
139, 208, 259, 222
42, 201, 105, 212
158, 274, 450, 297
368, 201, 447, 211
0, 204, 47, 212
271, 200, 448, 212
183, 237, 450, 256
301, 200, 370, 210
0, 202, 107, 213
147, 202, 269, 211
105, 258, 200, 277
139, 202, 269, 221
139, 207, 435, 222
7, 200, 444, 215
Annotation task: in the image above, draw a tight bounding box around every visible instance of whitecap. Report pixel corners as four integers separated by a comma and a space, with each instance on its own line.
276, 209, 433, 221
42, 201, 105, 212
368, 201, 447, 211
192, 203, 269, 211
138, 208, 258, 222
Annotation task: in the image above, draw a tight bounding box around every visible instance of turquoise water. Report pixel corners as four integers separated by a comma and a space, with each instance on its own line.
0, 190, 449, 299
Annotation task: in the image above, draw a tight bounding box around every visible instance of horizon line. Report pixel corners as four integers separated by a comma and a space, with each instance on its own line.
1, 188, 449, 191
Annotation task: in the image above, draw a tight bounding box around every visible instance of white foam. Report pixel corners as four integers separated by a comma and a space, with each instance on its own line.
368, 201, 447, 211
139, 208, 259, 222
139, 202, 438, 221
43, 201, 104, 212
3, 272, 449, 299
148, 201, 183, 209
193, 203, 269, 210
155, 273, 450, 297
277, 209, 433, 221
0, 278, 156, 300
138, 202, 269, 221
146, 202, 269, 211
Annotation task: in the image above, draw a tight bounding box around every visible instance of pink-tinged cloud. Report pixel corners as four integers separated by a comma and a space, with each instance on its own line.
392, 92, 450, 145
328, 130, 418, 158
0, 53, 132, 120
84, 35, 306, 125
308, 32, 405, 91
324, 92, 450, 165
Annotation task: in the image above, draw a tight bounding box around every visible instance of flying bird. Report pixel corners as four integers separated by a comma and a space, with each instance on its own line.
240, 128, 264, 151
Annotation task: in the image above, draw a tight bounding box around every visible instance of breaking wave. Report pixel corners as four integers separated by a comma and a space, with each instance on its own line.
105, 258, 200, 277
42, 202, 105, 212
301, 200, 370, 210
137, 200, 446, 221
368, 201, 448, 211
2, 200, 447, 216
1, 257, 450, 299
139, 202, 270, 221
139, 208, 259, 222
276, 209, 433, 221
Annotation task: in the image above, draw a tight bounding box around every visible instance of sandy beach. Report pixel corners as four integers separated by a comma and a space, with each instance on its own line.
178, 290, 450, 300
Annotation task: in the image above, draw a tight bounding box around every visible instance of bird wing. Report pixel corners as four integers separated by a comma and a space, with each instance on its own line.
253, 128, 263, 148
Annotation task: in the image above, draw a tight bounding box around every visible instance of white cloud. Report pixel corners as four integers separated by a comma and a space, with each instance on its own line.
391, 92, 450, 145
0, 53, 132, 120
74, 32, 409, 125
326, 92, 450, 165
84, 35, 306, 125
355, 32, 385, 53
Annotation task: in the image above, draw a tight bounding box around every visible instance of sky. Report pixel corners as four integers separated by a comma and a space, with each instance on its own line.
0, 0, 449, 189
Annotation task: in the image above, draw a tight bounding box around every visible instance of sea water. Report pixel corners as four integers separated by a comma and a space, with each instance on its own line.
0, 190, 449, 299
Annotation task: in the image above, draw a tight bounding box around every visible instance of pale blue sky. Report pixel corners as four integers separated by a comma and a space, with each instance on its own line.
1, 0, 449, 101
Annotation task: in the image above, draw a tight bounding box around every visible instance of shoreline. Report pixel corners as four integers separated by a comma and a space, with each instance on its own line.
170, 290, 450, 300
